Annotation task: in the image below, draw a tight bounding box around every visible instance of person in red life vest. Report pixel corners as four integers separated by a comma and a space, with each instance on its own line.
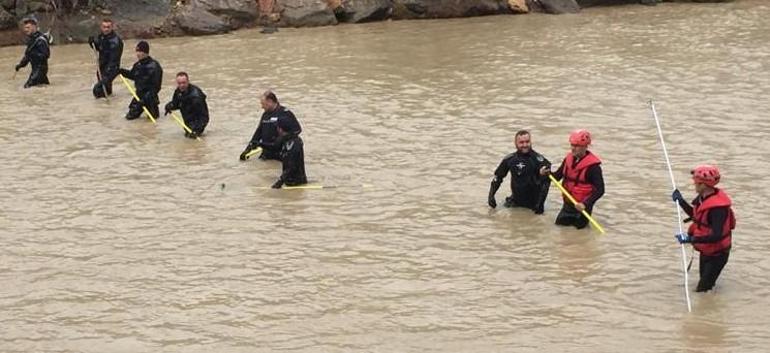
672, 165, 735, 292
541, 129, 605, 229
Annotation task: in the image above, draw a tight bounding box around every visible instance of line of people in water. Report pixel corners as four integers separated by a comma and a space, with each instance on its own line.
13, 17, 306, 189
11, 17, 735, 294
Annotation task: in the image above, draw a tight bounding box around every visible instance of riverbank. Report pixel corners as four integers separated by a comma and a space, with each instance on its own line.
0, 0, 732, 47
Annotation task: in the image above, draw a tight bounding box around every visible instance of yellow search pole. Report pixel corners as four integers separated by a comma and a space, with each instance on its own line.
169, 112, 201, 141
118, 74, 156, 124
548, 174, 606, 235
244, 147, 263, 159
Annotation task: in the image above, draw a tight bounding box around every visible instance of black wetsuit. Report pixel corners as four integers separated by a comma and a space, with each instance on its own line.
488, 149, 551, 214
92, 31, 123, 97
245, 105, 302, 160
164, 84, 210, 136
677, 194, 731, 292
119, 56, 163, 120
17, 31, 50, 88
273, 134, 307, 188
552, 155, 605, 229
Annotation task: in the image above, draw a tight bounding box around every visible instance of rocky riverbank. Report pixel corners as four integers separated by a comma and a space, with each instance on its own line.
0, 0, 732, 47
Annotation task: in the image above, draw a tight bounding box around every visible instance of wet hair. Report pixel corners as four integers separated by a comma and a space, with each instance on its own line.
22, 18, 38, 26
262, 91, 278, 103
101, 18, 113, 24
176, 72, 189, 79
515, 130, 530, 139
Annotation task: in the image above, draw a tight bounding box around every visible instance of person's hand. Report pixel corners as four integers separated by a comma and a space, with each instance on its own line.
14, 63, 22, 72
87, 36, 95, 49
534, 206, 544, 215
675, 233, 692, 244
539, 166, 550, 176
118, 68, 129, 76
271, 180, 283, 189
488, 196, 496, 209
575, 202, 586, 212
164, 103, 173, 116
672, 189, 685, 203
186, 131, 198, 139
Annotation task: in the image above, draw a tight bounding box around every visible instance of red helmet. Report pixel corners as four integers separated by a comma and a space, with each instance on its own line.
569, 129, 592, 146
691, 165, 720, 187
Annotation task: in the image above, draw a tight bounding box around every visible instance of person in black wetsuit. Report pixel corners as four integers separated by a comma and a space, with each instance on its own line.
271, 116, 307, 189
544, 129, 605, 229
89, 18, 123, 98
14, 17, 50, 88
164, 72, 209, 138
673, 165, 735, 292
488, 130, 551, 214
240, 91, 302, 161
118, 41, 163, 120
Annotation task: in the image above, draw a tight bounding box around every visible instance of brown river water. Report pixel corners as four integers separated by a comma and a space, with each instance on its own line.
1, 1, 770, 352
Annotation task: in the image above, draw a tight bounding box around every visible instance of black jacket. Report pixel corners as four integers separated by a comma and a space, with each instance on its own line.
249, 105, 302, 150
18, 31, 49, 69
119, 56, 163, 97
94, 31, 123, 78
279, 134, 307, 186
490, 149, 551, 211
165, 84, 210, 134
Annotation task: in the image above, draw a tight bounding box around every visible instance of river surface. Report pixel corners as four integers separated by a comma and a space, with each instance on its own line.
2, 1, 770, 352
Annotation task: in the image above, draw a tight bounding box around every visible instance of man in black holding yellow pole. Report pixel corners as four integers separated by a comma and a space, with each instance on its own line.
118, 41, 162, 121
240, 91, 302, 161
89, 18, 123, 99
164, 72, 210, 139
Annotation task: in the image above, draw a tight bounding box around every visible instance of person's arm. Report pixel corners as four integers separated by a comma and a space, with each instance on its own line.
488, 157, 509, 208
691, 207, 728, 243
118, 64, 134, 79
533, 155, 552, 214
677, 199, 693, 218
152, 64, 163, 93
582, 164, 605, 209
164, 90, 180, 115
551, 159, 566, 180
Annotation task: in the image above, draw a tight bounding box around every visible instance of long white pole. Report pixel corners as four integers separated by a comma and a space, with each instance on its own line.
650, 100, 692, 313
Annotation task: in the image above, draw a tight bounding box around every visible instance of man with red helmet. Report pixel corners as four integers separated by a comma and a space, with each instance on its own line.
542, 129, 605, 229
672, 165, 735, 292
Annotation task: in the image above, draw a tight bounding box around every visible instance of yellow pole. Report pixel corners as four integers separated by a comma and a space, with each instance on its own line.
170, 112, 201, 141
548, 174, 606, 235
244, 147, 263, 159
118, 74, 157, 124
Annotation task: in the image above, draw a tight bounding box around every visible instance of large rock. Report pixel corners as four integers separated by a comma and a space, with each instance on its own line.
335, 0, 392, 23
174, 5, 230, 34
171, 0, 259, 34
279, 0, 337, 27
393, 0, 511, 19
0, 7, 15, 30
532, 0, 580, 14
192, 0, 259, 21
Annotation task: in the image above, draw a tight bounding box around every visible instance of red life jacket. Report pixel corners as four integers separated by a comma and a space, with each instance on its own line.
562, 151, 601, 203
688, 189, 735, 256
